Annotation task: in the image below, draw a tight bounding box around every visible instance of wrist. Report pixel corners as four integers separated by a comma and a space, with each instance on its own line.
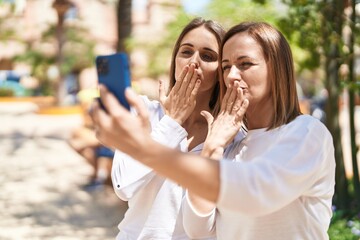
201, 149, 224, 161
201, 142, 224, 160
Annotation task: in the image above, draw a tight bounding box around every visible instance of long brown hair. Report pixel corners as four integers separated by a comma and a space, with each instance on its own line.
168, 17, 225, 115
220, 21, 301, 129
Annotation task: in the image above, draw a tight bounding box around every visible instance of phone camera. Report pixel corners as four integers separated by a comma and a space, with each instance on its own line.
96, 58, 109, 75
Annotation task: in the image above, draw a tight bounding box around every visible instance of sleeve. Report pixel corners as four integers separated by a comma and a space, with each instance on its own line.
217, 118, 335, 217
112, 96, 188, 201
151, 115, 188, 147
182, 191, 217, 239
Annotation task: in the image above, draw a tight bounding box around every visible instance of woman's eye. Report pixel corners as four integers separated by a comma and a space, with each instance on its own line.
180, 50, 193, 56
240, 62, 254, 68
222, 65, 231, 71
201, 53, 216, 62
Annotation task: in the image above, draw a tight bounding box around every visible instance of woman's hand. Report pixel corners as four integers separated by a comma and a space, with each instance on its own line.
201, 82, 249, 160
159, 63, 201, 125
91, 85, 152, 159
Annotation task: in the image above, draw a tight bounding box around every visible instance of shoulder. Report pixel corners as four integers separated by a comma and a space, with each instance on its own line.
283, 114, 333, 146
290, 114, 330, 133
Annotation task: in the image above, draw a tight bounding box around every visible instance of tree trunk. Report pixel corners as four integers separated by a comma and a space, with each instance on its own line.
322, 0, 350, 211
348, 0, 360, 209
117, 0, 132, 53
53, 0, 72, 105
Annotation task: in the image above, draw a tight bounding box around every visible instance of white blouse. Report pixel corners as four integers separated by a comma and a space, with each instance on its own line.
111, 96, 208, 240
183, 114, 335, 240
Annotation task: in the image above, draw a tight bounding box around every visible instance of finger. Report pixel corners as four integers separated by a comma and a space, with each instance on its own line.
181, 64, 195, 92
231, 85, 244, 114
88, 99, 97, 120
201, 110, 214, 129
125, 88, 150, 129
220, 82, 233, 112
91, 100, 112, 142
189, 79, 201, 101
225, 83, 238, 113
235, 98, 249, 123
159, 79, 167, 104
185, 68, 200, 98
90, 101, 101, 126
99, 84, 128, 117
173, 65, 189, 93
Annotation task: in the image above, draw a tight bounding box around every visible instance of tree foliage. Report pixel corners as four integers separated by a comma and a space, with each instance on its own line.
12, 22, 95, 96
0, 1, 95, 97
278, 0, 360, 214
143, 9, 195, 78
205, 0, 280, 29
277, 2, 322, 71
146, 0, 282, 79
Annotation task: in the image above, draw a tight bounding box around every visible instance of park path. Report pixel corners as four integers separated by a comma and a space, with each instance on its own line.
0, 100, 358, 240
0, 102, 127, 240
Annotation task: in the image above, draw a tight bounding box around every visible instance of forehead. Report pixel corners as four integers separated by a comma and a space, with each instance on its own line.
180, 26, 219, 51
222, 32, 264, 60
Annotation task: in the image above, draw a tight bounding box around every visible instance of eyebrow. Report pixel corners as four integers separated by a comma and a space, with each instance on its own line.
222, 56, 252, 64
180, 43, 218, 54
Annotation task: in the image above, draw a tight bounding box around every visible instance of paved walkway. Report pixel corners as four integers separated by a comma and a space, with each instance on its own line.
0, 100, 358, 240
0, 102, 127, 240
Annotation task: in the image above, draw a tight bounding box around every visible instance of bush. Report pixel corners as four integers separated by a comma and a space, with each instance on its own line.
329, 217, 360, 240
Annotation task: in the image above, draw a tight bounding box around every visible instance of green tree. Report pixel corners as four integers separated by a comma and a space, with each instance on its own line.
278, 0, 360, 213
13, 21, 95, 99
146, 10, 192, 78
205, 0, 280, 29
145, 0, 281, 79
345, 0, 360, 210
8, 1, 95, 102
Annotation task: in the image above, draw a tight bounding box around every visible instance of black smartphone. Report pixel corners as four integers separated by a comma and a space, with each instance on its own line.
95, 52, 131, 110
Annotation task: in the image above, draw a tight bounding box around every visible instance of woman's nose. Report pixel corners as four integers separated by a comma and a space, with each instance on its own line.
228, 65, 241, 80
226, 65, 241, 87
189, 52, 200, 67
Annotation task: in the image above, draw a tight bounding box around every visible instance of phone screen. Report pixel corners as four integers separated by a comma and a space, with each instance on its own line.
96, 53, 131, 110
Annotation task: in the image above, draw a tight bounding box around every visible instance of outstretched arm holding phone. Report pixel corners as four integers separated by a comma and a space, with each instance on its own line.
91, 83, 248, 201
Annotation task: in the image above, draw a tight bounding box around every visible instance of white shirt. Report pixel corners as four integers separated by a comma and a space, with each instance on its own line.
112, 96, 205, 240
183, 114, 336, 240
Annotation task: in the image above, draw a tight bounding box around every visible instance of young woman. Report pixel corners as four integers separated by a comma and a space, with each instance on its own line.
109, 18, 225, 239
92, 21, 335, 240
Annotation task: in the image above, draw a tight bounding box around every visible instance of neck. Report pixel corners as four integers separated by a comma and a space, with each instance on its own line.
183, 91, 212, 129
246, 99, 274, 130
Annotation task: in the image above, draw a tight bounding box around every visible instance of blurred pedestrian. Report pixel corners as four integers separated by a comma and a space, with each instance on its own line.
68, 88, 114, 191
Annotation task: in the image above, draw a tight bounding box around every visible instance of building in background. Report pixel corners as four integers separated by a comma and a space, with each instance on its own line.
0, 0, 181, 101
